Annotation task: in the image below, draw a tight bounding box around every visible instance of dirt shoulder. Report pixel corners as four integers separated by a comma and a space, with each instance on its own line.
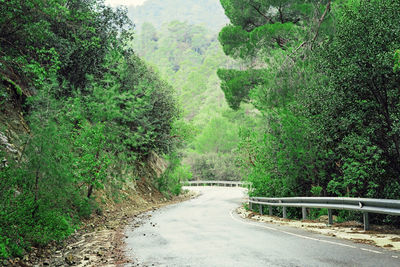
237, 207, 400, 251
5, 186, 197, 267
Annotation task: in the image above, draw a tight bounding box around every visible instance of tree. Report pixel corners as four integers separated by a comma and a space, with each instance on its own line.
217, 0, 334, 199
308, 0, 400, 198
218, 0, 333, 109
0, 0, 184, 258
0, 0, 132, 94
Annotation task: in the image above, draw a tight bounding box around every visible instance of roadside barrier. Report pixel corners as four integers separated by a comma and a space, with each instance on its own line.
184, 180, 248, 188
249, 196, 400, 230
184, 181, 398, 231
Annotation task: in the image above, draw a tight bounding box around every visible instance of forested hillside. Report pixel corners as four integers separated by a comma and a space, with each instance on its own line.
218, 0, 400, 222
0, 0, 189, 259
133, 18, 258, 181
127, 0, 228, 32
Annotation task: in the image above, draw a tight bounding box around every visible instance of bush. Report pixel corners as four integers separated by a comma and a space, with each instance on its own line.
156, 153, 192, 197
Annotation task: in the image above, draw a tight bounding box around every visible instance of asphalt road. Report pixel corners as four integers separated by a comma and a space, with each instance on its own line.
124, 187, 400, 267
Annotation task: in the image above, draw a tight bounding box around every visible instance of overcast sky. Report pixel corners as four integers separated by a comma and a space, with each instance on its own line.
105, 0, 147, 7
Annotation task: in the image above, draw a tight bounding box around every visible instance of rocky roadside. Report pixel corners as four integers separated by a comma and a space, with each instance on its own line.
3, 190, 197, 267
237, 207, 400, 251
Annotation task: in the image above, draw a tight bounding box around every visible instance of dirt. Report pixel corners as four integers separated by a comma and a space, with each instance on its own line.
237, 207, 400, 252
3, 179, 198, 267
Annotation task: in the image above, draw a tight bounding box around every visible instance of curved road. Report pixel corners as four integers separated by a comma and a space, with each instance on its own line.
125, 187, 400, 266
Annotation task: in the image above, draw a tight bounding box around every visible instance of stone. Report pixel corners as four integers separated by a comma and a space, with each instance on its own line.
65, 254, 76, 265
53, 258, 64, 267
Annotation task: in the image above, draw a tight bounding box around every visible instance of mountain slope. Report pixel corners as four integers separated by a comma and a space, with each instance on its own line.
127, 0, 228, 32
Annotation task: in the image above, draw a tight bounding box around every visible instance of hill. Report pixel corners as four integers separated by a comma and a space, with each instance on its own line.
127, 0, 228, 32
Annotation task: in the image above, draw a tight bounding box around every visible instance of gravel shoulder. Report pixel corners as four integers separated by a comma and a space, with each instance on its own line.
237, 207, 400, 251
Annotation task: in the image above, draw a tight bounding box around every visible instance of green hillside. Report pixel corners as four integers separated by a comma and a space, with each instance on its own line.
132, 20, 255, 181
127, 0, 228, 32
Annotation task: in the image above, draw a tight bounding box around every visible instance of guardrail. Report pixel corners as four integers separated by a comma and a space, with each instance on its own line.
184, 180, 247, 188
249, 196, 400, 230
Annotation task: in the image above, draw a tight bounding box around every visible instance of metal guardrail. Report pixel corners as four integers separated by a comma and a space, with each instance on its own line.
184, 180, 248, 188
249, 196, 400, 230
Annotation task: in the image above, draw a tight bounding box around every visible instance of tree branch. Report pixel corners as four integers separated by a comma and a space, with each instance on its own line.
248, 1, 271, 23
311, 0, 331, 49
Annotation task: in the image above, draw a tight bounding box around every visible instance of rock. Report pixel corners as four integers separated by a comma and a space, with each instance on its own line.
318, 215, 337, 223
43, 260, 50, 265
65, 254, 76, 265
53, 258, 64, 267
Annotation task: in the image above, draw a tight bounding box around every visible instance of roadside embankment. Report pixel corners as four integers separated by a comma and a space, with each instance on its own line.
4, 187, 197, 267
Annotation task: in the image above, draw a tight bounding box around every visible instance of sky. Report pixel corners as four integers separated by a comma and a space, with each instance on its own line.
105, 0, 147, 7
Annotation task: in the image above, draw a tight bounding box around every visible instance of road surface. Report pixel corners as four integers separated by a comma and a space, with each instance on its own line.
124, 187, 400, 266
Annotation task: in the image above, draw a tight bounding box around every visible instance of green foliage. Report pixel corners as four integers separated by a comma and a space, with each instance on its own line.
133, 20, 251, 182
127, 0, 228, 33
156, 153, 192, 196
219, 0, 400, 224
187, 152, 242, 181
219, 22, 298, 59
217, 0, 332, 111
72, 121, 109, 198
310, 186, 323, 197
309, 0, 400, 198
0, 94, 76, 256
395, 50, 400, 72
194, 116, 239, 153
239, 107, 326, 198
0, 0, 132, 91
133, 21, 232, 119
0, 0, 183, 259
217, 69, 264, 110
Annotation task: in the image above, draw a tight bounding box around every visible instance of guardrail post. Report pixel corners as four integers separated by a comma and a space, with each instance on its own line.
363, 212, 369, 231
283, 207, 287, 219
249, 201, 253, 211
302, 207, 307, 220
269, 206, 273, 216
328, 209, 333, 225
259, 204, 263, 215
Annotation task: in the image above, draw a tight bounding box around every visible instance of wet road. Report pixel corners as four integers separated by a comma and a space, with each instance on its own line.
124, 187, 400, 267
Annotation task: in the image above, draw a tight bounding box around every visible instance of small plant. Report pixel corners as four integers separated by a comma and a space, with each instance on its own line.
310, 185, 323, 197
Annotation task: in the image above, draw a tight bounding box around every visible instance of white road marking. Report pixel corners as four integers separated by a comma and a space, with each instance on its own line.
228, 208, 390, 253
360, 248, 383, 254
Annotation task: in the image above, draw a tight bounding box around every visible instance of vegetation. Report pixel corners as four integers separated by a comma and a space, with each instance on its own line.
2, 0, 400, 259
127, 0, 228, 33
133, 20, 255, 181
218, 0, 400, 221
0, 0, 188, 259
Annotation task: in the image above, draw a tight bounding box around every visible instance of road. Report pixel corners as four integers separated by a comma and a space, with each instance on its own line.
124, 187, 400, 267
